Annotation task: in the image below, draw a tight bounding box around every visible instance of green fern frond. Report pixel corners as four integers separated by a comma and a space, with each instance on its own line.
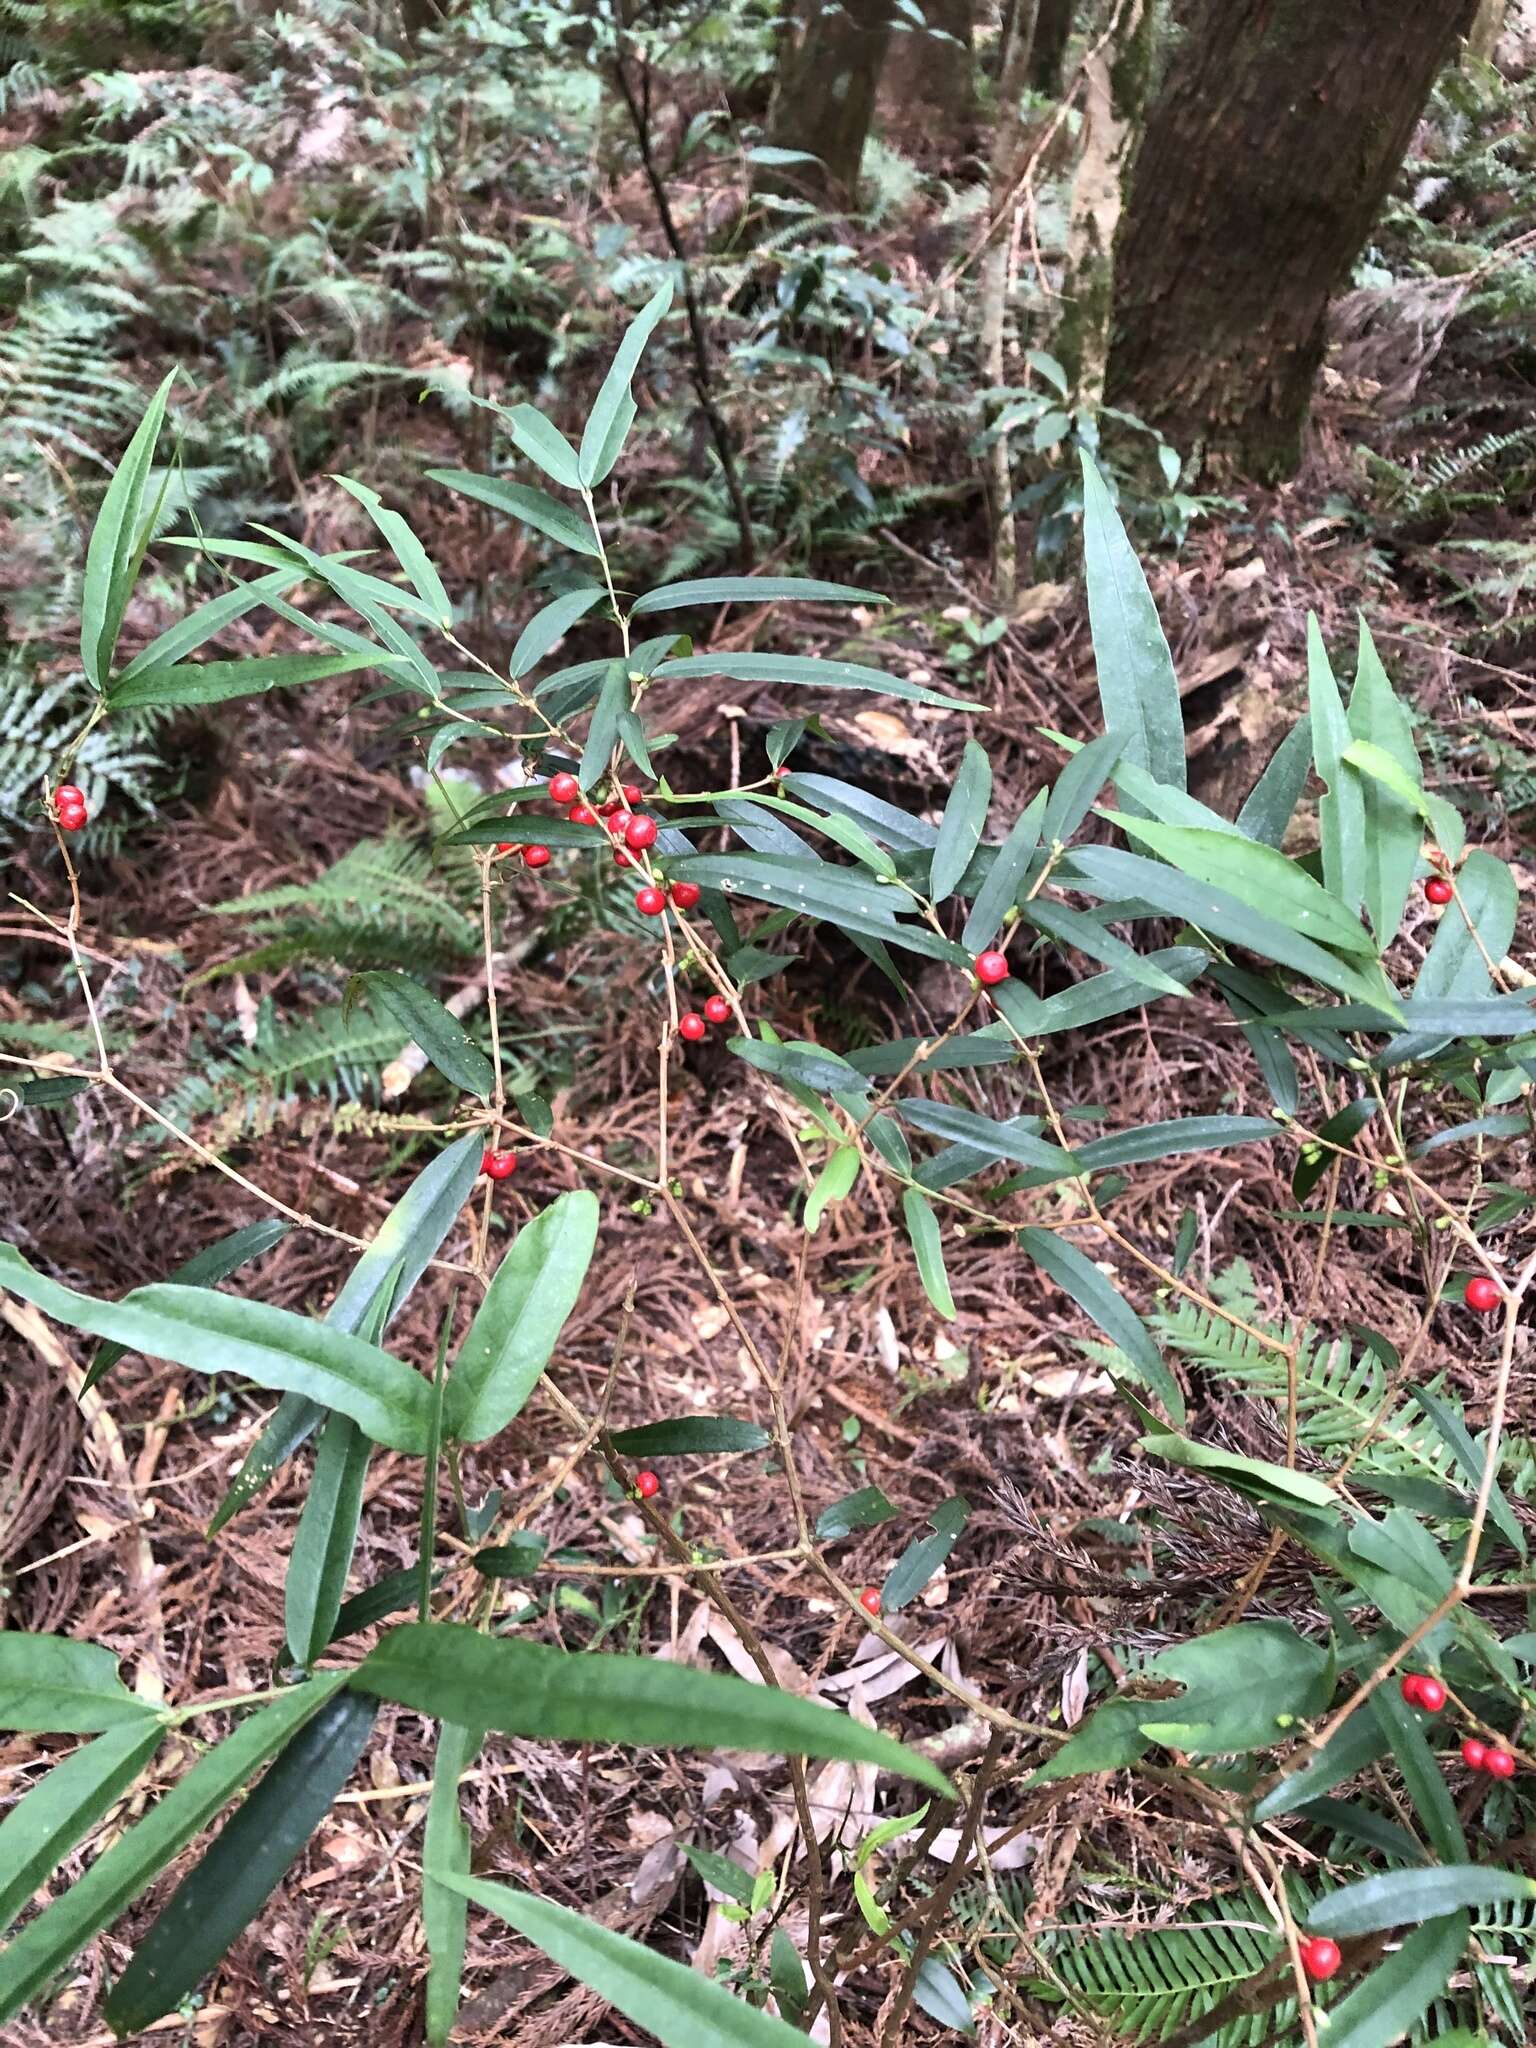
1042, 1900, 1286, 2047
150, 1000, 403, 1144
205, 834, 480, 959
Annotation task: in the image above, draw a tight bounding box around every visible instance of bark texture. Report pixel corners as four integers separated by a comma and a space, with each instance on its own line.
1104, 0, 1478, 479
1028, 0, 1075, 95
759, 0, 894, 206
878, 0, 977, 162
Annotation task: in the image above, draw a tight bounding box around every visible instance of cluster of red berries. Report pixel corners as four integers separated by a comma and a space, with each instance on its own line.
1298, 1936, 1342, 1983
481, 1147, 517, 1181
1400, 1672, 1447, 1712
1460, 1738, 1517, 1778
678, 994, 731, 1042
636, 881, 700, 917
52, 784, 88, 833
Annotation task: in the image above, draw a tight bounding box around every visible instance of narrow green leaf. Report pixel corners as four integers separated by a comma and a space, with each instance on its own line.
1041, 730, 1127, 847
0, 1243, 434, 1453
655, 652, 976, 711
815, 1486, 898, 1541
109, 649, 380, 709
1024, 899, 1196, 999
929, 740, 992, 902
899, 1099, 1079, 1173
882, 1497, 968, 1612
1366, 1662, 1466, 1863
506, 404, 583, 489
0, 1677, 346, 2026
609, 1417, 771, 1456
1068, 1114, 1279, 1173
1139, 1429, 1336, 1508
0, 1720, 164, 1935
352, 971, 496, 1099
444, 1191, 599, 1444
804, 1144, 860, 1232
1292, 1099, 1377, 1200
1235, 717, 1313, 848
781, 773, 938, 852
1347, 622, 1432, 940
1308, 616, 1367, 918
103, 1692, 378, 2035
84, 1218, 290, 1393
333, 475, 454, 628
81, 368, 176, 689
578, 660, 630, 786
115, 567, 308, 683
681, 1843, 756, 1904
284, 1413, 371, 1669
1413, 1386, 1524, 1557
511, 586, 606, 680
730, 1036, 873, 1097
902, 1188, 956, 1320
1017, 1230, 1184, 1422
0, 1634, 153, 1734
632, 576, 878, 615
960, 791, 1046, 951
425, 470, 601, 556
424, 1721, 480, 2048
579, 281, 673, 485
437, 1875, 810, 2047
1253, 1707, 1393, 1821
1412, 849, 1518, 1006
1137, 1622, 1331, 1753
1079, 454, 1185, 795
1035, 948, 1208, 1035
1319, 1911, 1468, 2048
1310, 1867, 1533, 1939
471, 1536, 548, 1579
356, 1623, 953, 1793
1029, 1697, 1149, 1783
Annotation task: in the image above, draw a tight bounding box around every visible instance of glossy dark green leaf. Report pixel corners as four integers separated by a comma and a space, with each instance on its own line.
81, 369, 176, 689
655, 652, 976, 712
632, 576, 877, 615
780, 773, 938, 853
1413, 1386, 1524, 1557
1366, 1656, 1465, 1863
0, 1243, 434, 1453
505, 403, 583, 488
1292, 1099, 1377, 1200
425, 470, 601, 556
1318, 1911, 1467, 2048
1296, 1796, 1428, 1866
960, 790, 1046, 950
1069, 1115, 1280, 1173
1041, 730, 1127, 847
333, 475, 453, 628
1029, 946, 1208, 1034
109, 649, 380, 709
285, 1413, 371, 1669
1135, 1621, 1331, 1753
471, 1535, 548, 1578
351, 971, 495, 1099
578, 660, 631, 786
844, 1029, 1015, 1079
804, 1144, 860, 1231
580, 281, 672, 485
815, 1486, 898, 1541
730, 1036, 874, 1096
682, 1843, 755, 1904
511, 586, 606, 680
444, 1191, 599, 1443
1413, 851, 1518, 1005
929, 740, 992, 903
115, 566, 308, 682
1253, 1706, 1393, 1821
1029, 1696, 1150, 1783
1235, 716, 1313, 848
424, 1720, 480, 2047
609, 1417, 771, 1456
0, 1635, 152, 1733
1079, 455, 1185, 795
1308, 616, 1367, 919
355, 1623, 952, 1792
1017, 1230, 1184, 1422
902, 1188, 955, 1320
84, 1217, 291, 1393
0, 1720, 164, 1935
1347, 620, 1423, 942
440, 814, 609, 848
1310, 1867, 1533, 1939
898, 1099, 1079, 1173
1024, 899, 1195, 999
882, 1497, 968, 1613
437, 1875, 811, 2047
328, 1565, 425, 1645
103, 1691, 377, 2034
0, 1676, 346, 2025
5, 1075, 91, 1109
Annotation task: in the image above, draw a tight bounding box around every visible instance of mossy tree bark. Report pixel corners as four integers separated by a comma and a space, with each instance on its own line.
1104, 0, 1478, 480
758, 0, 894, 207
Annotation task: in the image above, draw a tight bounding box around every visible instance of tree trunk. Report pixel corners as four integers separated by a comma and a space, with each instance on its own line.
878, 0, 977, 163
758, 0, 893, 207
979, 1, 1039, 601
1055, 0, 1155, 407
1028, 0, 1074, 95
1104, 0, 1477, 480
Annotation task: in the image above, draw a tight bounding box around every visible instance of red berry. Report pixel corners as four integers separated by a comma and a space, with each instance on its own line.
622, 782, 643, 805
1465, 1275, 1502, 1314
635, 1469, 661, 1500
567, 804, 597, 827
55, 784, 84, 810
670, 881, 701, 910
859, 1587, 882, 1617
1424, 877, 1454, 905
496, 841, 515, 855
1415, 1675, 1447, 1714
624, 813, 658, 851
1301, 1936, 1341, 1982
599, 798, 622, 818
635, 886, 666, 916
614, 849, 633, 868
679, 1012, 706, 1042
1486, 1746, 1517, 1779
1399, 1674, 1425, 1708
56, 802, 88, 832
773, 765, 789, 779
975, 949, 1010, 987
704, 994, 731, 1025
523, 844, 551, 868
549, 771, 579, 804
481, 1148, 517, 1181
1462, 1738, 1488, 1770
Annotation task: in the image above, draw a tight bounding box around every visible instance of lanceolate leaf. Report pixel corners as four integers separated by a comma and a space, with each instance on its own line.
1315, 1910, 1468, 2048
1413, 850, 1518, 1006
960, 790, 1046, 950
654, 652, 976, 711
902, 1188, 956, 1320
81, 368, 176, 689
804, 1144, 860, 1232
1308, 616, 1367, 919
333, 475, 453, 628
355, 1623, 952, 1793
608, 1417, 771, 1456
109, 649, 381, 709
0, 1244, 434, 1453
1309, 1867, 1534, 1938
882, 1497, 968, 1612
1346, 619, 1427, 942
444, 1191, 599, 1443
579, 281, 673, 485
0, 1635, 153, 1734
84, 1217, 291, 1393
1235, 717, 1313, 848
510, 585, 606, 679
1024, 899, 1196, 999
506, 404, 583, 489
1292, 1098, 1377, 1201
424, 1721, 480, 2048
114, 566, 308, 683
352, 971, 495, 1099
285, 1413, 371, 1669
0, 1720, 164, 1935
425, 470, 601, 555
1079, 454, 1185, 795
631, 576, 878, 615
1041, 730, 1127, 848
436, 1876, 811, 2048
0, 1676, 347, 2025
103, 1692, 378, 2035
898, 1099, 1079, 1173
815, 1485, 898, 1541
1016, 1230, 1184, 1423
929, 740, 992, 902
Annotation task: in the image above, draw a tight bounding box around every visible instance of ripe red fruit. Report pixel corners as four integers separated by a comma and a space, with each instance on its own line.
1399, 1674, 1425, 1707
624, 813, 658, 851
567, 804, 597, 826
635, 1469, 661, 1500
1462, 1738, 1489, 1771
600, 799, 622, 818
622, 782, 643, 805
495, 841, 515, 855
549, 771, 579, 804
614, 849, 633, 867
1486, 1746, 1517, 1779
523, 844, 551, 868
859, 1587, 882, 1616
1301, 1937, 1341, 1982
1416, 1675, 1447, 1713
670, 881, 701, 910
481, 1148, 517, 1180
679, 1012, 707, 1042
1465, 1275, 1502, 1314
704, 994, 731, 1025
975, 949, 1010, 987
635, 886, 666, 916
1424, 876, 1454, 905
56, 802, 88, 831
